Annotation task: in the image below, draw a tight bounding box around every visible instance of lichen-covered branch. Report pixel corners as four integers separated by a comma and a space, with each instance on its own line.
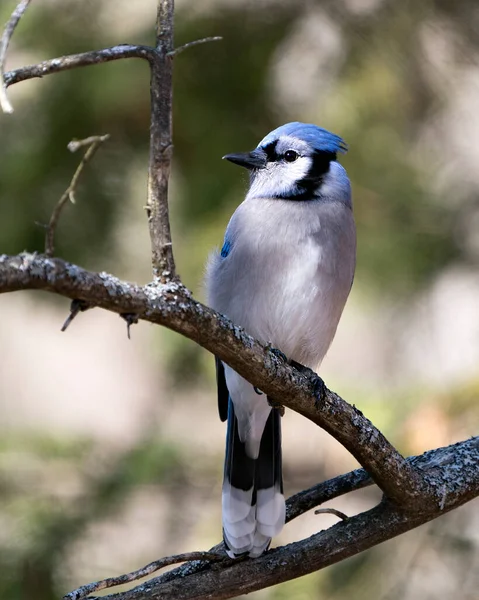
73, 437, 479, 600
0, 253, 440, 509
286, 434, 479, 521
79, 437, 478, 598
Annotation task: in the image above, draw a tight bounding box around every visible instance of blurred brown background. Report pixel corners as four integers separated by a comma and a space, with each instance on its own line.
0, 0, 478, 598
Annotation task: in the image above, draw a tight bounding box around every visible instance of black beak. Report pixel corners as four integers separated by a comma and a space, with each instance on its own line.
222, 149, 267, 170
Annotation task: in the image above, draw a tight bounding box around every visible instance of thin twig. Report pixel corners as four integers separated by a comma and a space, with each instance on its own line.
167, 36, 223, 57
67, 136, 110, 152
44, 134, 110, 257
63, 551, 225, 600
314, 507, 349, 521
4, 44, 154, 88
0, 0, 32, 113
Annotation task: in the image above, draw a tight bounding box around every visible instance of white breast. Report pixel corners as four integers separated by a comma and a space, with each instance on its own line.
206, 197, 356, 369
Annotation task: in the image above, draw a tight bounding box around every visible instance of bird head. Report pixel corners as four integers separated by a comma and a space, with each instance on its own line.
223, 122, 349, 203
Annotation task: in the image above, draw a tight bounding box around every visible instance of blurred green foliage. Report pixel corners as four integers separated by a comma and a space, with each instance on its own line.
0, 1, 471, 289
0, 434, 185, 600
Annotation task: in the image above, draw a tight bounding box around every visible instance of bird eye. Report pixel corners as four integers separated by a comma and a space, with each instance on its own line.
284, 150, 298, 162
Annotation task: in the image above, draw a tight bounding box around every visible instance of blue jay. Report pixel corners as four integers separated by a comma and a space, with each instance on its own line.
205, 122, 356, 558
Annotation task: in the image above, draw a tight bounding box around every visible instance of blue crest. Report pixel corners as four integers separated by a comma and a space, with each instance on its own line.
258, 122, 347, 155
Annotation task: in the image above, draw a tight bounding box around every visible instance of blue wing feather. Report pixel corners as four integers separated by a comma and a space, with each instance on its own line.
221, 239, 232, 258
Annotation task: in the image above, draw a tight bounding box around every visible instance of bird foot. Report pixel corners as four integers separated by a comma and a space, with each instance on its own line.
290, 360, 326, 402
267, 396, 285, 416
266, 344, 288, 364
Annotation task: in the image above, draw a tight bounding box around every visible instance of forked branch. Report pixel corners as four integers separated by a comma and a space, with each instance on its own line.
64, 437, 478, 600
64, 551, 225, 600
45, 135, 110, 257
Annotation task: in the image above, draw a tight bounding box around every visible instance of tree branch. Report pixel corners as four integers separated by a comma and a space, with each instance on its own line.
3, 44, 155, 89
146, 0, 176, 281
0, 0, 32, 113
65, 437, 478, 600
117, 436, 479, 595
0, 253, 441, 509
286, 435, 479, 520
2, 1, 177, 282
2, 0, 183, 281
2, 4, 477, 599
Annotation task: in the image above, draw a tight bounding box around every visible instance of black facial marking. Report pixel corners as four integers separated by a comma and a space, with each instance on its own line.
250, 141, 278, 186
255, 142, 338, 200
261, 142, 300, 164
262, 140, 279, 162
269, 150, 337, 201
296, 150, 336, 195
307, 150, 337, 180
272, 188, 320, 201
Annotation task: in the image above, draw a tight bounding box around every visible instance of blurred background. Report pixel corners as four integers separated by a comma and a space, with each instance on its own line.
0, 0, 478, 598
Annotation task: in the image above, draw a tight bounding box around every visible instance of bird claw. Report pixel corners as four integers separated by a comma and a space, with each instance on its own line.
290, 360, 326, 402
311, 374, 326, 402
267, 396, 285, 416
267, 345, 288, 363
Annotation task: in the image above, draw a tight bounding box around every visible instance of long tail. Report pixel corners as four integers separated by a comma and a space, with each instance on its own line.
222, 399, 285, 558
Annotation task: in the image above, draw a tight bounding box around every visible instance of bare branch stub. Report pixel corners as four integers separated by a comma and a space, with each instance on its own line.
61, 299, 91, 332
146, 0, 177, 281
45, 134, 110, 257
314, 507, 349, 521
120, 313, 140, 339
0, 0, 32, 113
